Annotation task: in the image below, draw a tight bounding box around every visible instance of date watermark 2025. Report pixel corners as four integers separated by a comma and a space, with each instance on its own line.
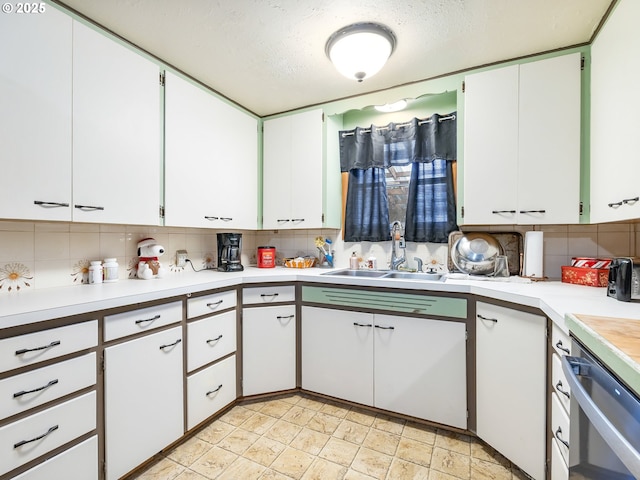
2, 2, 47, 14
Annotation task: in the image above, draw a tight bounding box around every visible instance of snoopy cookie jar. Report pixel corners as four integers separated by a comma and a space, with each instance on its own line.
136, 237, 167, 280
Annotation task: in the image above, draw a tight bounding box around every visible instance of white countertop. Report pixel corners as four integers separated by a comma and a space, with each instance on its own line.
3, 266, 639, 331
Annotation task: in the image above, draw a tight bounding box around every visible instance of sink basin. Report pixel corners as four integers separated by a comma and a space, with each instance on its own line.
382, 271, 444, 281
322, 269, 388, 278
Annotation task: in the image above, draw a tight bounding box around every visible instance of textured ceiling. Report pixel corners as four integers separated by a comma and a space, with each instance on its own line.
54, 0, 614, 117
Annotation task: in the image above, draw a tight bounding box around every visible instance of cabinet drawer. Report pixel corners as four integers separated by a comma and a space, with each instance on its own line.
243, 285, 295, 305
12, 435, 98, 480
187, 355, 236, 430
551, 353, 571, 413
187, 310, 236, 372
104, 301, 182, 341
550, 433, 569, 480
303, 286, 467, 319
0, 391, 96, 476
0, 353, 96, 421
187, 290, 237, 319
0, 321, 97, 374
551, 323, 571, 357
551, 392, 570, 466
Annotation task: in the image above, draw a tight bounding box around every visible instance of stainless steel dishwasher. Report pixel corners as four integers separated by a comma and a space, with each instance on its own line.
562, 341, 640, 479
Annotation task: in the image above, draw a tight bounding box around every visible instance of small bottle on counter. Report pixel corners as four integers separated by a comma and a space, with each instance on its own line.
88, 261, 103, 284
103, 258, 119, 282
350, 252, 359, 270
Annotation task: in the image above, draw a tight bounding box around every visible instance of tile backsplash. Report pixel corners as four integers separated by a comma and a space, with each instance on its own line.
0, 220, 637, 293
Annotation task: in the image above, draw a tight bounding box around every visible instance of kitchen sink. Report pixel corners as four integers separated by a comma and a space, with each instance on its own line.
382, 271, 444, 281
322, 269, 444, 281
322, 269, 389, 278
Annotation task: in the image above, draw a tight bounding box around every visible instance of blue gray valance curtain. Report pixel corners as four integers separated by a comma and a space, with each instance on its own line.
339, 112, 458, 243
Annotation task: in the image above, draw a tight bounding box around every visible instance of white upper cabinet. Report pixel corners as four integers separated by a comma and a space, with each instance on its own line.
164, 72, 258, 229
463, 53, 582, 225
263, 109, 325, 229
590, 0, 640, 223
0, 6, 72, 221
72, 21, 161, 225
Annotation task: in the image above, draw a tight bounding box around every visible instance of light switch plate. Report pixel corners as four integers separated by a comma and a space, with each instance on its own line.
176, 250, 188, 267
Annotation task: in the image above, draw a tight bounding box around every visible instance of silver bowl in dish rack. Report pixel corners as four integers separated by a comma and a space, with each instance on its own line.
451, 232, 503, 275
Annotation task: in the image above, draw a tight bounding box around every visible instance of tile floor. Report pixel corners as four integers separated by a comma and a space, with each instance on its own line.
130, 394, 530, 480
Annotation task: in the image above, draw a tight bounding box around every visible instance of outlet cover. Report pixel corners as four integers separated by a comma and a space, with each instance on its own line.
176, 250, 188, 267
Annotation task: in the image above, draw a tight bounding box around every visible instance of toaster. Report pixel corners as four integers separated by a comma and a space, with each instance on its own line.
608, 257, 640, 302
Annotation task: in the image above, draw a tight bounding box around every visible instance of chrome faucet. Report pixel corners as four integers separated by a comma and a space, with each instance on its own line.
390, 221, 406, 270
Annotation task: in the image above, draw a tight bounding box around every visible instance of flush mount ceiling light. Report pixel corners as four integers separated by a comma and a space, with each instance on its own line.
325, 22, 396, 82
374, 99, 408, 113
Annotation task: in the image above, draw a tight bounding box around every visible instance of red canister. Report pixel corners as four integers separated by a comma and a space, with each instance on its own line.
257, 246, 276, 268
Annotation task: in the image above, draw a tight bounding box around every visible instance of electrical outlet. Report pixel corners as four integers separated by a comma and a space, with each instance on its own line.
176, 250, 188, 268
399, 237, 406, 248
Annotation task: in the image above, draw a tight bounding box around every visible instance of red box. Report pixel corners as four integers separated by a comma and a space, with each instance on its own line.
570, 257, 612, 269
561, 266, 609, 287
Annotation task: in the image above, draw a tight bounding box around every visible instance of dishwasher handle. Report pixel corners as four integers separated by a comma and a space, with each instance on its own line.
562, 355, 640, 479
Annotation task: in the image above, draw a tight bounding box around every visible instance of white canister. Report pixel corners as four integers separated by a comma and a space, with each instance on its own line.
88, 261, 103, 284
103, 258, 119, 282
367, 256, 377, 270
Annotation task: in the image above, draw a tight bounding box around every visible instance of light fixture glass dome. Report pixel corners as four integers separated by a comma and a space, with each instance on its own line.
326, 23, 396, 82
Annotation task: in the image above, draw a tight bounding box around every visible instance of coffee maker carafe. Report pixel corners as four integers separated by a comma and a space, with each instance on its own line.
217, 233, 243, 272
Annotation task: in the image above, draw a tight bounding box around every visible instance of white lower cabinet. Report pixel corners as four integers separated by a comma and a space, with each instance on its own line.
551, 433, 569, 480
12, 435, 98, 480
374, 314, 467, 429
242, 305, 296, 396
187, 355, 237, 430
476, 302, 546, 480
0, 391, 96, 477
104, 326, 183, 480
301, 306, 467, 428
302, 308, 374, 406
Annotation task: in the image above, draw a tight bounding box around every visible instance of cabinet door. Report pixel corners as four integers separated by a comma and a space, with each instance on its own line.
475, 302, 546, 480
518, 53, 581, 224
104, 327, 183, 480
374, 314, 467, 429
0, 6, 72, 221
72, 21, 161, 225
263, 109, 323, 229
463, 65, 519, 225
243, 305, 296, 396
165, 71, 258, 229
590, 0, 640, 223
301, 306, 373, 406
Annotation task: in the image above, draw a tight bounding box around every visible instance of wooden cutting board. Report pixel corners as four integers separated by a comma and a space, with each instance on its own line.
574, 314, 640, 365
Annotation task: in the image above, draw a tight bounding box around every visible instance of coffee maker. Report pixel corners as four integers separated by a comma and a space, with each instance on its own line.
217, 233, 243, 272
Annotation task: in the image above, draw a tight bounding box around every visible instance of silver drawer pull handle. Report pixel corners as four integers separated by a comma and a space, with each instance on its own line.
555, 380, 570, 399
14, 425, 59, 449
204, 216, 219, 220
291, 218, 305, 222
159, 339, 182, 350
135, 314, 161, 325
206, 384, 223, 396
375, 325, 395, 330
15, 340, 61, 356
206, 300, 224, 308
492, 210, 516, 214
277, 219, 290, 223
353, 322, 373, 328
14, 379, 59, 398
477, 314, 498, 323
206, 335, 223, 344
555, 426, 570, 449
277, 315, 295, 320
519, 209, 546, 214
555, 341, 570, 355
220, 217, 232, 221
74, 204, 104, 211
260, 293, 279, 298
34, 200, 69, 208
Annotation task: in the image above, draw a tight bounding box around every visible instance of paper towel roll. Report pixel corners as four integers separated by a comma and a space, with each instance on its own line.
523, 231, 544, 278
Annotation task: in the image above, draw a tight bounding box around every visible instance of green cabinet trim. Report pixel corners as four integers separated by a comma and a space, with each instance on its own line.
302, 286, 466, 319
